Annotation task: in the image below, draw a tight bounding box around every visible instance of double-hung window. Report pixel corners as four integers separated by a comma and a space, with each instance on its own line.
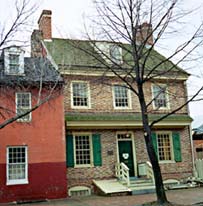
152, 84, 168, 109
157, 133, 173, 161
113, 85, 130, 109
7, 146, 28, 185
4, 46, 25, 75
66, 133, 102, 168
152, 132, 182, 163
16, 92, 31, 122
71, 82, 90, 108
9, 54, 20, 74
74, 134, 92, 166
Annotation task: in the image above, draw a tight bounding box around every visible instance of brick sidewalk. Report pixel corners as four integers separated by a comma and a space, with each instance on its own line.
2, 187, 203, 206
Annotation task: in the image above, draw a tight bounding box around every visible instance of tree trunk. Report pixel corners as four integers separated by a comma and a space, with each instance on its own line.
137, 83, 168, 204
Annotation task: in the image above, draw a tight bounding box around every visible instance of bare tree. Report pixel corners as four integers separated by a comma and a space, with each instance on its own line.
0, 0, 38, 49
68, 0, 203, 204
0, 1, 63, 129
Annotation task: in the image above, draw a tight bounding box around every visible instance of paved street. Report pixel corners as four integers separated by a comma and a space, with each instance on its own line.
2, 187, 203, 206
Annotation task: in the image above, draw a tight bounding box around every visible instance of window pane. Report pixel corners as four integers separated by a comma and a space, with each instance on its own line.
16, 93, 31, 121
9, 54, 20, 74
75, 135, 91, 165
114, 85, 129, 107
153, 85, 167, 108
157, 133, 172, 161
8, 146, 27, 181
72, 83, 88, 107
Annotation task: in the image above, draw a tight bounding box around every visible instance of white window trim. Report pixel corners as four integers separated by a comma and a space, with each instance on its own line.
116, 131, 137, 176
16, 92, 32, 122
71, 81, 91, 109
155, 131, 175, 163
6, 146, 28, 185
73, 132, 93, 168
152, 84, 170, 110
4, 47, 25, 75
112, 84, 132, 109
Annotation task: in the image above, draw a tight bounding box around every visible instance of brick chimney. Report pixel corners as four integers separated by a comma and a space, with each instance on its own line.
38, 10, 52, 40
136, 22, 154, 46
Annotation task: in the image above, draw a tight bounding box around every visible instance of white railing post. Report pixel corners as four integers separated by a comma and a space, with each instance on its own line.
115, 163, 130, 187
195, 159, 203, 179
146, 161, 155, 183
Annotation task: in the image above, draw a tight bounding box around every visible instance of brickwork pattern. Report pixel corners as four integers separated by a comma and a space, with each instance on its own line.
63, 75, 188, 114
67, 127, 193, 190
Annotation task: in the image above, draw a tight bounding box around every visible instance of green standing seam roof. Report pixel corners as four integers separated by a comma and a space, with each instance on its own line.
65, 113, 192, 122
44, 38, 189, 77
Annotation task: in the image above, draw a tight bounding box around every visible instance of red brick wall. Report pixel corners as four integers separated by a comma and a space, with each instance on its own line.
0, 87, 67, 202
38, 10, 52, 40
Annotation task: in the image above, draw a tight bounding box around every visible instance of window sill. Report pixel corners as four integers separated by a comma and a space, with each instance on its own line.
7, 179, 28, 186
114, 107, 131, 110
16, 120, 32, 123
153, 106, 170, 110
159, 160, 176, 164
71, 106, 91, 109
74, 164, 94, 168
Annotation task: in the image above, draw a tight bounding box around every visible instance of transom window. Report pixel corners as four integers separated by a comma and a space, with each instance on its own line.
117, 133, 132, 139
152, 84, 168, 109
16, 92, 31, 122
157, 133, 172, 161
109, 45, 122, 64
7, 146, 28, 185
9, 54, 20, 74
72, 82, 89, 108
74, 134, 91, 166
113, 85, 130, 108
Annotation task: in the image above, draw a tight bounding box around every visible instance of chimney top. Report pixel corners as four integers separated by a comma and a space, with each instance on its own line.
136, 22, 153, 46
38, 10, 52, 24
38, 10, 52, 40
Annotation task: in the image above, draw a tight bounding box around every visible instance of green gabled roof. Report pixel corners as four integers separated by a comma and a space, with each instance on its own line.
65, 112, 192, 122
44, 38, 189, 77
44, 38, 105, 67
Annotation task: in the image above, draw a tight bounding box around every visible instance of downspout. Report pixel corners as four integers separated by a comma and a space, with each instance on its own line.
189, 124, 197, 177
184, 80, 196, 177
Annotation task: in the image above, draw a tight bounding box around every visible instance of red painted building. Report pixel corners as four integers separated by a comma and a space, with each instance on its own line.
0, 46, 67, 203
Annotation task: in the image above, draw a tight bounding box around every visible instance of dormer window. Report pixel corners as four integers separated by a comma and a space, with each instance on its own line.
4, 46, 24, 75
109, 45, 122, 64
9, 54, 20, 74
95, 42, 122, 65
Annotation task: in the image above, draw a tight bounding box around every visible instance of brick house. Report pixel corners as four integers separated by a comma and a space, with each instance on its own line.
0, 46, 67, 202
31, 10, 194, 195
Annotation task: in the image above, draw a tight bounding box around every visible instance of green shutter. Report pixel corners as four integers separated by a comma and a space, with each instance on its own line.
66, 134, 74, 167
151, 132, 158, 156
92, 133, 102, 166
172, 132, 182, 162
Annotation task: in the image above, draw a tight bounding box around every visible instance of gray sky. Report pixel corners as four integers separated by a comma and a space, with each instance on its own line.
1, 0, 203, 127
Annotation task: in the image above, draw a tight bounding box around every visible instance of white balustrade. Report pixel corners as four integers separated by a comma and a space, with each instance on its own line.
115, 162, 130, 186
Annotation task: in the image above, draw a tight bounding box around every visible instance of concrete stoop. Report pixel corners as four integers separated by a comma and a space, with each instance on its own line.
127, 178, 156, 195
93, 179, 131, 196
93, 178, 156, 196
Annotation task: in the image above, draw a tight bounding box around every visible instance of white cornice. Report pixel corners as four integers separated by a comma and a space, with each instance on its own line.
60, 69, 188, 80
66, 120, 191, 129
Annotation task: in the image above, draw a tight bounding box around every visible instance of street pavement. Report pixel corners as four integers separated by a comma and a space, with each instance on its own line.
1, 187, 203, 206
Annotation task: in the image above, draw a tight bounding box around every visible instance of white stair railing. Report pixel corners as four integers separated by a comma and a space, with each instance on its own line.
115, 162, 130, 186
146, 161, 155, 183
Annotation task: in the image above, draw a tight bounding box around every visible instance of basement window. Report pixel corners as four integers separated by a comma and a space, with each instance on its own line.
68, 186, 91, 197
